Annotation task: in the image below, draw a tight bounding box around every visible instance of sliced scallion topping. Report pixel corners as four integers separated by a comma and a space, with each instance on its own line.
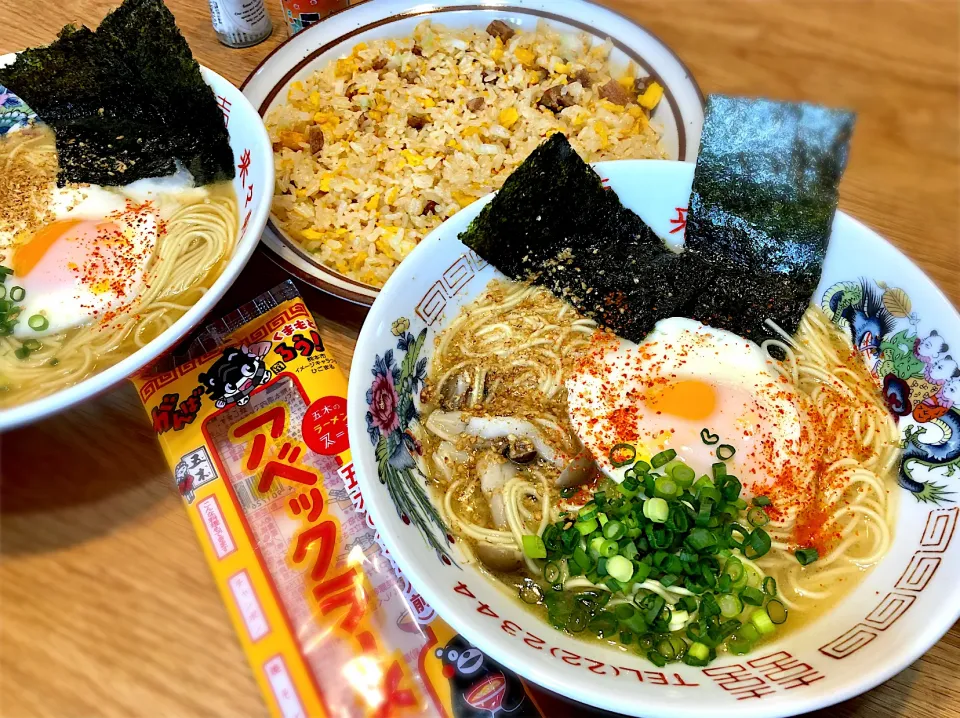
753, 495, 772, 507
609, 443, 636, 467
750, 608, 776, 636
766, 599, 788, 625
747, 507, 769, 527
28, 314, 49, 332
795, 547, 819, 566
9, 286, 24, 302
716, 444, 736, 460
521, 534, 546, 559
651, 449, 677, 469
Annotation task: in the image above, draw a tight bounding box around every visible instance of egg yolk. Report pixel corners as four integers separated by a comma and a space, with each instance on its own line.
646, 379, 717, 421
13, 219, 118, 278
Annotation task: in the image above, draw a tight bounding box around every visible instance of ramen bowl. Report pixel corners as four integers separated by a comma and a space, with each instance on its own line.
242, 0, 704, 305
0, 57, 274, 431
347, 159, 960, 717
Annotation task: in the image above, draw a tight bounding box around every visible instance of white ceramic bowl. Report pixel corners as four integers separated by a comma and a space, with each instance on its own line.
347, 159, 960, 717
0, 57, 274, 431
242, 0, 705, 305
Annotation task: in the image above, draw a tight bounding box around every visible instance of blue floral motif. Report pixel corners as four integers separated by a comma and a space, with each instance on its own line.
0, 84, 35, 136
366, 317, 454, 564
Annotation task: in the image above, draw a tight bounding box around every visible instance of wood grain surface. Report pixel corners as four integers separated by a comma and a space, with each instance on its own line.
1, 1, 958, 717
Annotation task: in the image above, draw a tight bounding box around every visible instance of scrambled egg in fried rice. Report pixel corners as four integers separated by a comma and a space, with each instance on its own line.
267, 19, 668, 288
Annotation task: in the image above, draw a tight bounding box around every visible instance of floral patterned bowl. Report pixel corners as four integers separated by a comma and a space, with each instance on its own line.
347, 159, 960, 717
0, 55, 274, 431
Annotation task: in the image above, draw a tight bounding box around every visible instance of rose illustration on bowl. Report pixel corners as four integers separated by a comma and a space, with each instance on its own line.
369, 366, 400, 435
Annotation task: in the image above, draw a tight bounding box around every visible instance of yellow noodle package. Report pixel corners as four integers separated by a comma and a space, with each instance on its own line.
133, 281, 542, 718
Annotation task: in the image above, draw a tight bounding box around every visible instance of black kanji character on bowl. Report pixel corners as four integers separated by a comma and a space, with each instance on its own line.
199, 341, 273, 409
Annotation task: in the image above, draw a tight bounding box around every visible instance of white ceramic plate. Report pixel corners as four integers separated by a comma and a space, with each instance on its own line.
0, 55, 274, 431
242, 0, 704, 305
347, 159, 960, 717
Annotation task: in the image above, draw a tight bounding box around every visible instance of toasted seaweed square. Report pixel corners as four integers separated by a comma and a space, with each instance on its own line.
0, 0, 233, 187
685, 95, 854, 336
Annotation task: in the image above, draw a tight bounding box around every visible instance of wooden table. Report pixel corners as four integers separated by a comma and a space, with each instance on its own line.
1, 1, 958, 716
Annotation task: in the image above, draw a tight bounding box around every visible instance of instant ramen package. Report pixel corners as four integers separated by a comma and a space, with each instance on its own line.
133, 281, 542, 718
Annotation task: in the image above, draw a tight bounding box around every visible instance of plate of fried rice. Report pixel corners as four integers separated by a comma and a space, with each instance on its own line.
243, 0, 704, 305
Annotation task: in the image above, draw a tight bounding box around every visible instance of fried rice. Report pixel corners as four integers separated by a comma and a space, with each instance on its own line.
267, 20, 668, 289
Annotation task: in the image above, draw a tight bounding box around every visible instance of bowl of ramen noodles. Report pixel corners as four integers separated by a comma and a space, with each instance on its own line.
0, 0, 273, 431
347, 95, 960, 716
242, 0, 704, 305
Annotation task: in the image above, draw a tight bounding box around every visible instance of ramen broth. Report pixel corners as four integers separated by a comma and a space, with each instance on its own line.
418, 278, 900, 662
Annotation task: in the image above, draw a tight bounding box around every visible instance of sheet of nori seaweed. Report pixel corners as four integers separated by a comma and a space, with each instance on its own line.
0, 0, 234, 187
459, 133, 686, 342
684, 95, 855, 338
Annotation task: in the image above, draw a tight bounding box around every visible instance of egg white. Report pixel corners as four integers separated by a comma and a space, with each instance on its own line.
566, 317, 810, 493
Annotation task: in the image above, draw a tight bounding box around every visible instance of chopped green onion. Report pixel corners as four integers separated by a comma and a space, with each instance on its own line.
711, 462, 727, 479
543, 562, 561, 584
566, 607, 589, 633
522, 535, 546, 559
578, 505, 598, 521
606, 555, 634, 583
762, 576, 777, 597
687, 641, 709, 662
27, 314, 48, 332
633, 460, 651, 474
654, 475, 679, 500
741, 586, 764, 606
747, 507, 769, 527
699, 428, 719, 445
647, 650, 667, 668
599, 539, 618, 558
743, 528, 772, 559
619, 477, 640, 498
753, 496, 772, 507
575, 518, 598, 535
642, 497, 669, 523
671, 463, 695, 485
687, 527, 716, 551
589, 610, 619, 638
739, 622, 761, 643
766, 599, 788, 625
726, 632, 753, 655
651, 449, 676, 469
718, 593, 743, 618
9, 286, 24, 302
750, 608, 776, 636
573, 546, 591, 572
609, 443, 637, 467
14, 346, 30, 360
716, 444, 736, 460
560, 486, 577, 498
22, 338, 41, 351
0, 285, 5, 299
721, 477, 742, 501
602, 520, 625, 540
795, 547, 819, 566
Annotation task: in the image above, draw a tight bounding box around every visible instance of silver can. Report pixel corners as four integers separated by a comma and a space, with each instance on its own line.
208, 0, 273, 48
